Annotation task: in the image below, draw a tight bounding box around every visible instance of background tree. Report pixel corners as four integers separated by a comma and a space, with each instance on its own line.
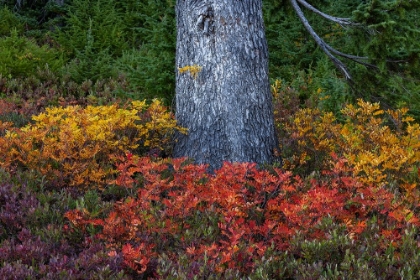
173, 0, 278, 170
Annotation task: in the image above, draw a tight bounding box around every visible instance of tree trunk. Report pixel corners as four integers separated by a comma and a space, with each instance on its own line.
174, 0, 277, 170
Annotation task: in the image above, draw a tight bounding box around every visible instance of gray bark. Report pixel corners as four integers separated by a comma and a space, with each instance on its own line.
174, 0, 277, 171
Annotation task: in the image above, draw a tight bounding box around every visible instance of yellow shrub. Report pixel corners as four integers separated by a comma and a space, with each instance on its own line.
280, 107, 339, 172
0, 99, 186, 189
281, 99, 420, 201
338, 100, 420, 200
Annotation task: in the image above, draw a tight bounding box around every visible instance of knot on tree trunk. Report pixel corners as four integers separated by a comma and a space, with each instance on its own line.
196, 6, 215, 36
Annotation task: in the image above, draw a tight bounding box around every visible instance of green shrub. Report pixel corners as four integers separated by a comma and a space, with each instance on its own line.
116, 47, 175, 102
63, 24, 117, 83
55, 0, 128, 83
0, 6, 24, 36
115, 0, 176, 102
58, 0, 127, 58
0, 29, 64, 78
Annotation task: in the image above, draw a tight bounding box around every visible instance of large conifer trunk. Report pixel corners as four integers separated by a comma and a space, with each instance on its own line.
174, 0, 277, 170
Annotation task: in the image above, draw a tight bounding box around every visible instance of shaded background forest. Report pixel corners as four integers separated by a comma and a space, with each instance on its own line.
1, 0, 419, 117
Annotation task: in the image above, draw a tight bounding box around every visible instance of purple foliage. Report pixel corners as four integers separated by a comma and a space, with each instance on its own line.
0, 228, 127, 279
0, 181, 129, 279
0, 183, 39, 234
0, 261, 37, 280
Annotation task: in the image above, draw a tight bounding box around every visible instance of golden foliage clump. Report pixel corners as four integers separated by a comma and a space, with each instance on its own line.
178, 64, 202, 79
279, 98, 420, 202
0, 99, 186, 189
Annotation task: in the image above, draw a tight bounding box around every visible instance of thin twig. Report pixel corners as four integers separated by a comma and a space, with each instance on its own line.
296, 0, 360, 27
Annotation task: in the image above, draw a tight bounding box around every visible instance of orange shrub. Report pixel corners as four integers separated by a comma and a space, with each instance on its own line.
0, 99, 186, 189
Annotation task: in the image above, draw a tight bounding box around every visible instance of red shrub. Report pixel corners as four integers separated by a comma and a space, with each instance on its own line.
65, 155, 420, 276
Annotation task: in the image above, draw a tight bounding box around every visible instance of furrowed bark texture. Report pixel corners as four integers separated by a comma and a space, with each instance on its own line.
174, 0, 277, 170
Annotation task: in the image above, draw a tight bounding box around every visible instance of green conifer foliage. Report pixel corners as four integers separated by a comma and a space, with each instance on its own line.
2, 0, 419, 111
350, 0, 420, 116
264, 0, 320, 81
264, 0, 420, 118
55, 0, 124, 84
1, 0, 66, 42
58, 0, 127, 58
64, 21, 116, 83
0, 29, 64, 77
263, 0, 352, 113
115, 0, 176, 102
0, 6, 24, 36
55, 0, 176, 100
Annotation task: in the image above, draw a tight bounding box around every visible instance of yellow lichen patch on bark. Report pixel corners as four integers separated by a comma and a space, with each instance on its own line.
178, 64, 202, 79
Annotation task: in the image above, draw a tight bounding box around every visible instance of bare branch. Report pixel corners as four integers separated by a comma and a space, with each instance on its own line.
325, 46, 377, 69
290, 0, 352, 79
290, 0, 377, 79
296, 0, 359, 27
